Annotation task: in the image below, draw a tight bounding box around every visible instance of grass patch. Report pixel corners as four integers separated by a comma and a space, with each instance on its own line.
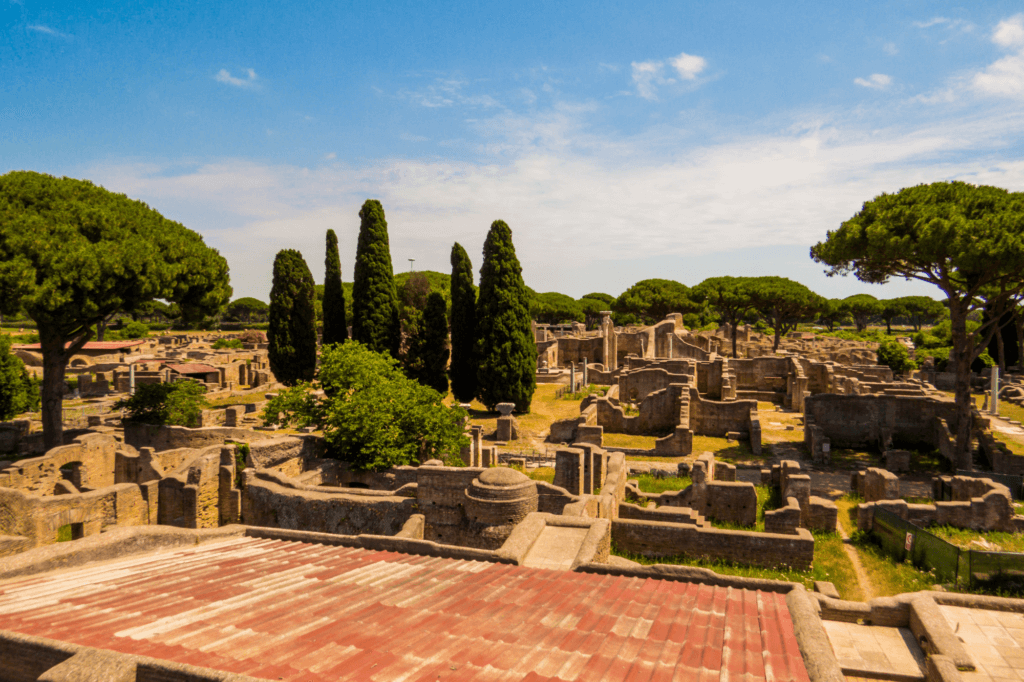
612, 531, 863, 600
526, 467, 555, 484
634, 473, 691, 494
691, 435, 756, 463
56, 524, 73, 542
461, 384, 583, 443
206, 392, 267, 409
992, 432, 1024, 457
930, 526, 1024, 553
829, 448, 881, 468
603, 433, 659, 449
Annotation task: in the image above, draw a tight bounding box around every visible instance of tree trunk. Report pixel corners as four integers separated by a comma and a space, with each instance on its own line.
39, 332, 68, 451
997, 328, 1006, 373
97, 319, 105, 342
1016, 312, 1024, 372
949, 303, 974, 471
886, 319, 892, 335
773, 326, 781, 352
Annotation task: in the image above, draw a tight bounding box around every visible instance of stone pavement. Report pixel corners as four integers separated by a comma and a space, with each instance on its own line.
821, 621, 925, 681
521, 525, 589, 570
941, 604, 1024, 681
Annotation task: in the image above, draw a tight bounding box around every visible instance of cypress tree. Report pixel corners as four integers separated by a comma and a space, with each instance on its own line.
351, 200, 400, 357
449, 242, 478, 402
322, 229, 347, 345
406, 291, 450, 394
475, 221, 536, 412
267, 249, 317, 386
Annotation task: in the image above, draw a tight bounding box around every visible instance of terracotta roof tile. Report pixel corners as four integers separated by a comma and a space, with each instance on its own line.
0, 538, 811, 682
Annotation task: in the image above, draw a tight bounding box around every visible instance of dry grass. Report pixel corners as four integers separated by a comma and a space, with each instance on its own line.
603, 433, 658, 449
460, 384, 584, 444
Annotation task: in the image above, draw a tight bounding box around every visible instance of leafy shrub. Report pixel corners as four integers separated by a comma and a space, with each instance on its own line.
238, 329, 268, 344
262, 342, 467, 471
115, 381, 208, 427
0, 335, 40, 418
122, 321, 149, 338
876, 339, 917, 374
212, 338, 244, 349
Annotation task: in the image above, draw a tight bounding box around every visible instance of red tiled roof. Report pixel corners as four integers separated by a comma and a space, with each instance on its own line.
0, 537, 809, 682
163, 363, 219, 375
12, 340, 146, 351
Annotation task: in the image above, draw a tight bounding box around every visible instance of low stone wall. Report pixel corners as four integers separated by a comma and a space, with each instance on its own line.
242, 471, 417, 537
612, 519, 814, 570
858, 476, 1022, 533
803, 393, 959, 452
124, 422, 276, 452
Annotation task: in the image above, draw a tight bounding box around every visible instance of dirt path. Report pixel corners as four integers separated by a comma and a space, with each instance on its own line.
837, 522, 875, 600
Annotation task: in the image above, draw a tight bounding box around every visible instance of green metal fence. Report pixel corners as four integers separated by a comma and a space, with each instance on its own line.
872, 507, 1024, 589
872, 508, 960, 584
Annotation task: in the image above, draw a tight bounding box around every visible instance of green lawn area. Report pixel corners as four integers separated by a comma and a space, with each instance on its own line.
633, 473, 691, 494
526, 466, 555, 484
603, 433, 658, 449
929, 526, 1024, 553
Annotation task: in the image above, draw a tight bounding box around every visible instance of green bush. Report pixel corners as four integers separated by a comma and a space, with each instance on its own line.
876, 339, 917, 374
262, 342, 467, 471
212, 338, 244, 349
0, 335, 40, 418
122, 321, 149, 338
115, 381, 208, 427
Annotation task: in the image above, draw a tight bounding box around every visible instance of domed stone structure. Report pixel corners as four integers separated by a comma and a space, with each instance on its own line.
463, 467, 538, 548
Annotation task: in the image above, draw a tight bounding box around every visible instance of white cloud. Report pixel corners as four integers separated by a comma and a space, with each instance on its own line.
914, 17, 951, 29
86, 103, 1024, 300
324, 152, 337, 160
632, 51, 708, 99
993, 14, 1024, 49
214, 68, 259, 89
631, 60, 667, 100
669, 52, 707, 80
854, 74, 892, 89
973, 53, 1024, 97
27, 24, 69, 38
913, 17, 974, 32
971, 15, 1024, 99
883, 42, 898, 56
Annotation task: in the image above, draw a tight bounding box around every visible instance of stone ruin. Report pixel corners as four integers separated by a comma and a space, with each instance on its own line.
853, 466, 1024, 534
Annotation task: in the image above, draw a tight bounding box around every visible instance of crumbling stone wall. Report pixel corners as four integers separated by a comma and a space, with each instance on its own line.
611, 520, 814, 570
803, 394, 959, 452
124, 422, 277, 452
0, 434, 121, 496
858, 476, 1023, 533
243, 471, 417, 536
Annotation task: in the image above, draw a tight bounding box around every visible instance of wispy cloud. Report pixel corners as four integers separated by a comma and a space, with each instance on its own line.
27, 24, 70, 39
913, 16, 974, 32
214, 68, 259, 89
914, 17, 951, 29
631, 51, 708, 100
854, 73, 892, 89
883, 42, 898, 55
399, 77, 501, 109
400, 133, 429, 142
86, 99, 1024, 300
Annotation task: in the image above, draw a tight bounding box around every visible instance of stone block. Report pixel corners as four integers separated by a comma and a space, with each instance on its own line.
884, 449, 911, 473
496, 416, 519, 441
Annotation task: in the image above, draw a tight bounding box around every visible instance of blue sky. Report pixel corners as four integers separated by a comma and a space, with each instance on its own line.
4, 1, 1024, 303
